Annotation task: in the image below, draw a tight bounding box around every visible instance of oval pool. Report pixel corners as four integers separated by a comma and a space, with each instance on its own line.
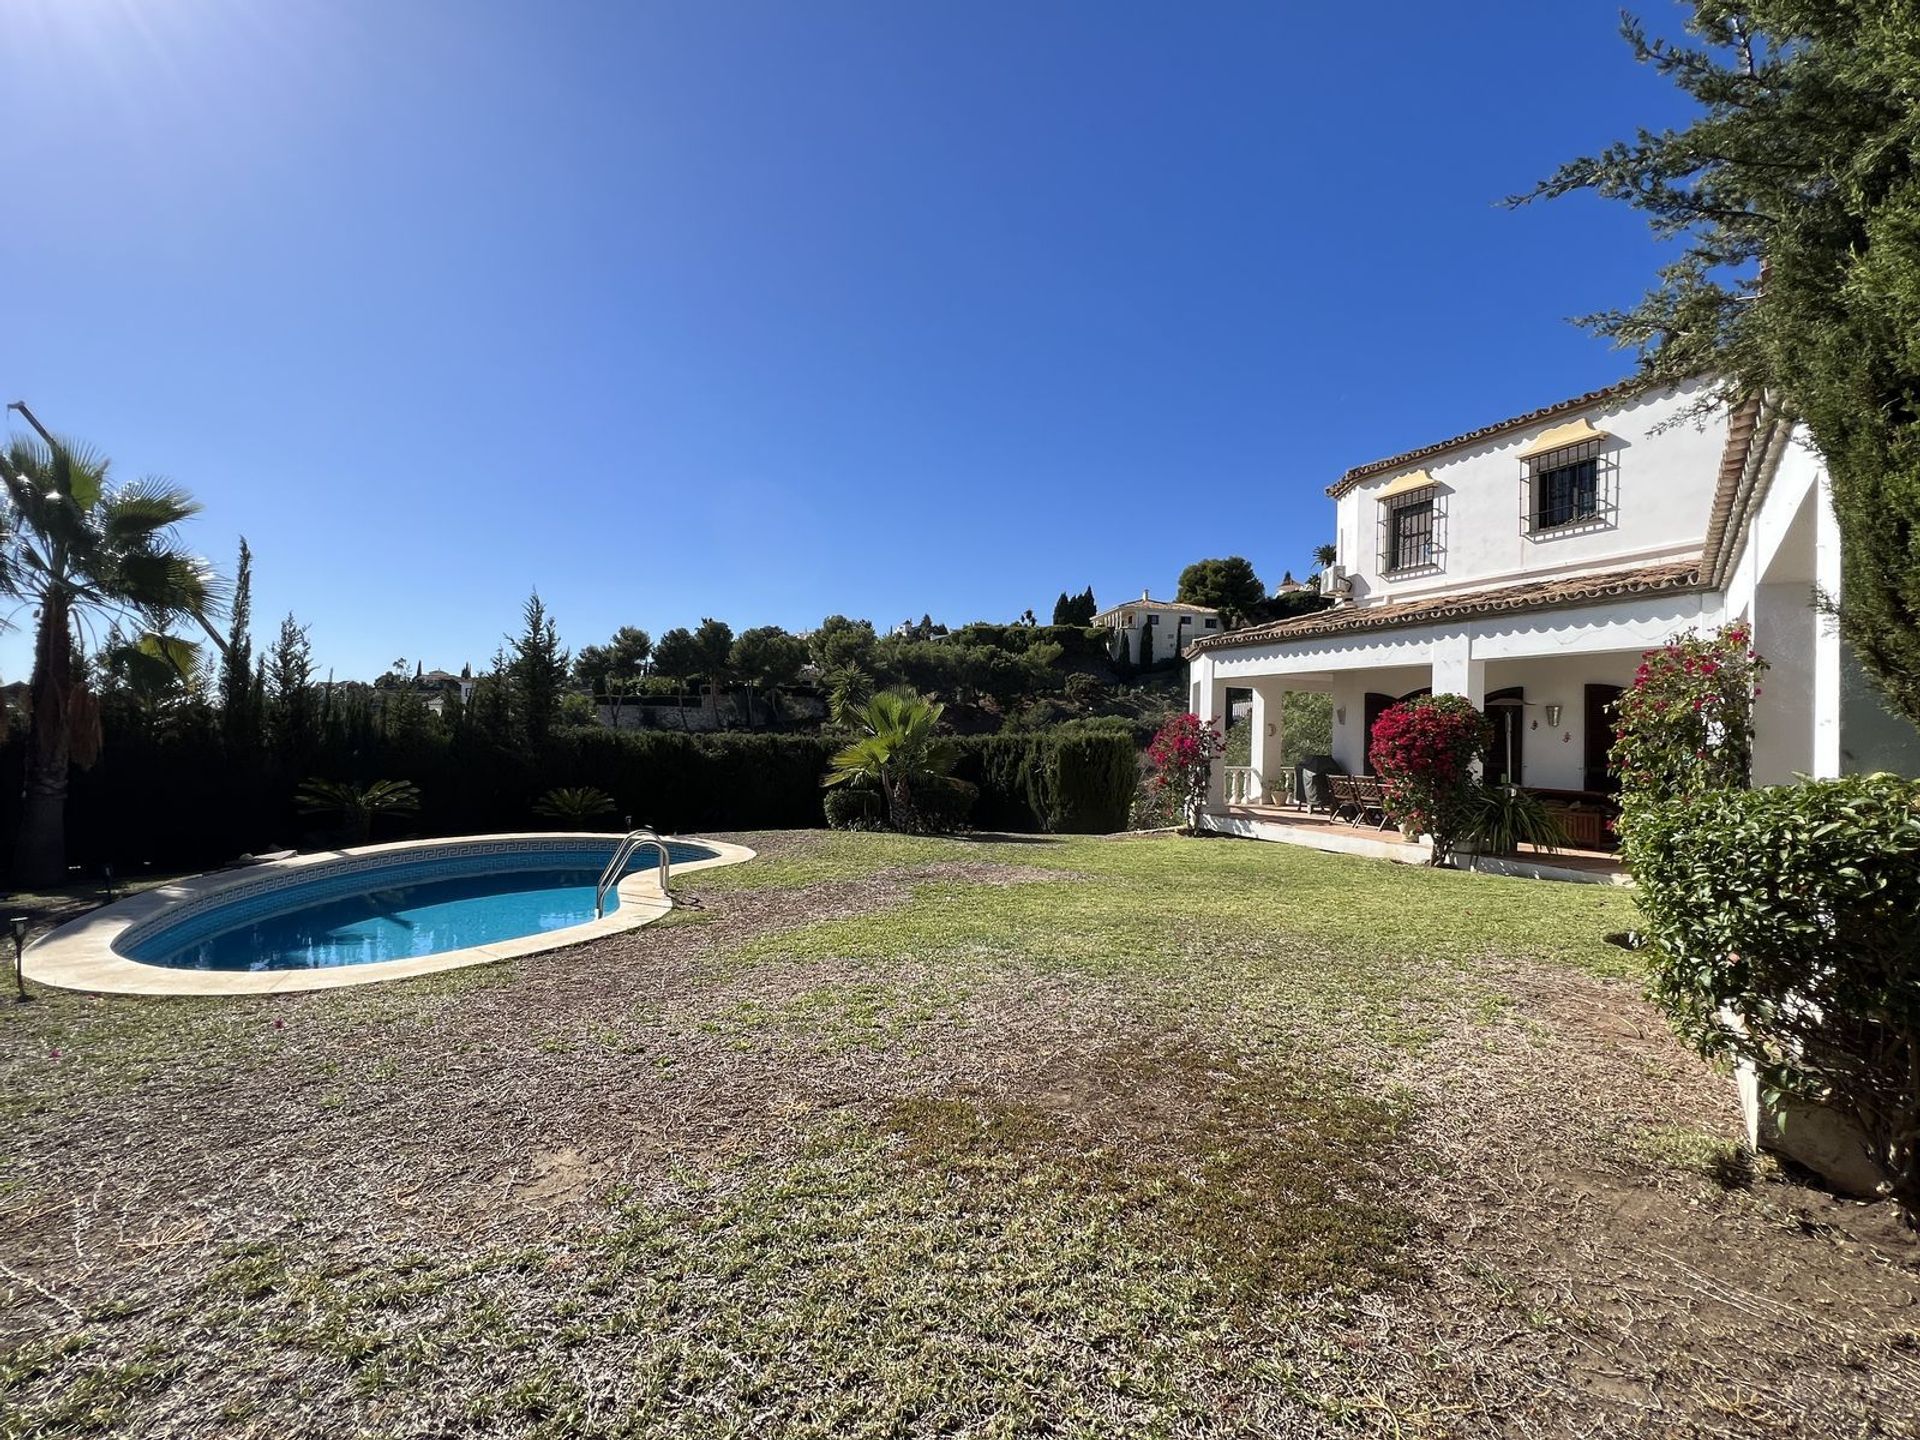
123, 842, 717, 972
24, 833, 755, 996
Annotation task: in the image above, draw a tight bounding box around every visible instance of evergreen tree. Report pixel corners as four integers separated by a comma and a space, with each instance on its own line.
652, 627, 701, 731
508, 591, 569, 749
1519, 3, 1920, 725
219, 538, 259, 755
1176, 557, 1266, 627
467, 647, 515, 746
265, 613, 318, 761
693, 617, 735, 721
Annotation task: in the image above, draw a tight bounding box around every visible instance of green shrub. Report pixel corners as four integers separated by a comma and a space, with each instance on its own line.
1049, 730, 1137, 834
1631, 773, 1920, 1222
911, 776, 978, 835
951, 729, 1136, 834
1468, 784, 1568, 855
823, 785, 886, 831
532, 785, 617, 828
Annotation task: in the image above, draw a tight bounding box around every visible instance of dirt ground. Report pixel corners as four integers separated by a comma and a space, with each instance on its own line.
1, 831, 1915, 1438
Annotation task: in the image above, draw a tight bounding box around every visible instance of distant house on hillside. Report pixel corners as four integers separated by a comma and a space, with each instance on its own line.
419, 667, 476, 715
1094, 591, 1222, 667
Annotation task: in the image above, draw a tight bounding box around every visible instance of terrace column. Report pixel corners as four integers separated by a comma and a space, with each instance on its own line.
1249, 681, 1288, 805
1430, 636, 1487, 778
1192, 662, 1228, 816
1430, 633, 1485, 709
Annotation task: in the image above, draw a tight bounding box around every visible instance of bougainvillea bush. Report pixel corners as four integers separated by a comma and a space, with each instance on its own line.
1145, 712, 1225, 833
1610, 623, 1766, 824
1369, 695, 1491, 866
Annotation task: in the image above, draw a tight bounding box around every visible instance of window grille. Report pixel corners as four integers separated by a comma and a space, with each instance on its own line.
1522, 438, 1615, 537
1378, 489, 1444, 576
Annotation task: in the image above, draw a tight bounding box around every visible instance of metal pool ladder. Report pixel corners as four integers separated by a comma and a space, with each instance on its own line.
595, 828, 670, 918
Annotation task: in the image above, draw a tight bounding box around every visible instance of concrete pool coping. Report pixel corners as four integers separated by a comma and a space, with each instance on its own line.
22, 831, 756, 997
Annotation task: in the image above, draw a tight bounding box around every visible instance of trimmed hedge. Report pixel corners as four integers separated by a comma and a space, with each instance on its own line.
4, 720, 1134, 874
953, 727, 1135, 834
20, 729, 831, 874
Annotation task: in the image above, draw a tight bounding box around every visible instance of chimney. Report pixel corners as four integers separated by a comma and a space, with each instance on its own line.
1141, 589, 1151, 601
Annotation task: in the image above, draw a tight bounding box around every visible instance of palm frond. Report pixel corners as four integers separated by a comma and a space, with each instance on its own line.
99, 479, 201, 541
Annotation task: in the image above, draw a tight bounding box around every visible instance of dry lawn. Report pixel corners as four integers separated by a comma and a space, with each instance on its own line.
1, 830, 1915, 1438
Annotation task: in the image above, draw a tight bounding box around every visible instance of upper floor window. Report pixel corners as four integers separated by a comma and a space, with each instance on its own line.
1203, 617, 1218, 629
1534, 454, 1598, 528
1520, 420, 1616, 538
1377, 477, 1444, 576
1146, 613, 1160, 626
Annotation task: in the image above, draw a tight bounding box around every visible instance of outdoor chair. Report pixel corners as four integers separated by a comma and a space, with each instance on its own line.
1327, 775, 1363, 825
1350, 776, 1392, 830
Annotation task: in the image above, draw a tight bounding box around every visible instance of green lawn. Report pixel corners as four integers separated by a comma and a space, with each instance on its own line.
1, 832, 1914, 1438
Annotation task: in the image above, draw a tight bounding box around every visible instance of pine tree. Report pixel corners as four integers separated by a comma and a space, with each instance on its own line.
265, 613, 317, 762
508, 592, 569, 749
1519, 4, 1920, 725
219, 539, 258, 755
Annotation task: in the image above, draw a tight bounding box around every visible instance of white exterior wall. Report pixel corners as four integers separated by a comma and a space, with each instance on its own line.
1185, 397, 1908, 806
1332, 380, 1723, 604
1188, 588, 1717, 786
1718, 427, 1843, 784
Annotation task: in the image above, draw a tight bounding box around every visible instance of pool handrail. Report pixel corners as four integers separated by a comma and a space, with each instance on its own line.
595, 827, 669, 918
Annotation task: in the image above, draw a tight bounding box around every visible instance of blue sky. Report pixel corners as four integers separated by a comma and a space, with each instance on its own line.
1, 0, 1697, 678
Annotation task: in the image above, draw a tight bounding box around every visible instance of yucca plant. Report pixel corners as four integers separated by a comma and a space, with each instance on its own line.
1468, 784, 1568, 856
532, 785, 617, 828
295, 778, 422, 846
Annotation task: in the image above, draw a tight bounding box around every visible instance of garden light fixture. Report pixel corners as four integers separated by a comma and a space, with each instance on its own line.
10, 916, 29, 1001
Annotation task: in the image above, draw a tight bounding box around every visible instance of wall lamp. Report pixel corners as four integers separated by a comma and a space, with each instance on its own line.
1543, 703, 1564, 729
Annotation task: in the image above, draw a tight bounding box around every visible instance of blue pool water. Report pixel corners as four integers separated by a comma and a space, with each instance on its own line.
122, 842, 716, 972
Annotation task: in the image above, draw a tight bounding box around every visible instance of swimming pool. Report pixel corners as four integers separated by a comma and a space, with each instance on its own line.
24, 833, 755, 996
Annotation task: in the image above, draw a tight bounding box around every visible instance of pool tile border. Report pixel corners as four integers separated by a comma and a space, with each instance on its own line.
23, 831, 755, 997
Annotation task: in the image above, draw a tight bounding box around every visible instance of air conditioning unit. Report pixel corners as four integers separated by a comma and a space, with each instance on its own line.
1317, 564, 1352, 600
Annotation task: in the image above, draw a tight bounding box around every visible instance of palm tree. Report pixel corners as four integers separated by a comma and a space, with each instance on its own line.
822, 690, 958, 832
531, 785, 617, 828
295, 778, 422, 846
1, 426, 222, 885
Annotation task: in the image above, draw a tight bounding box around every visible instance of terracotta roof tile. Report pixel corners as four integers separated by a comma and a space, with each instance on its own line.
1184, 559, 1704, 653
1325, 377, 1653, 498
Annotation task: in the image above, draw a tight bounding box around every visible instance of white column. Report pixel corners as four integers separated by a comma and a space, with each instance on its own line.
1430, 633, 1487, 779
1192, 658, 1227, 816
1430, 632, 1485, 708
1813, 472, 1843, 779
1250, 681, 1288, 804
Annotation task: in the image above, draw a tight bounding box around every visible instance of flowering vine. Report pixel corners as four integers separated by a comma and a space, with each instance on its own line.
1145, 712, 1226, 833
1611, 623, 1766, 828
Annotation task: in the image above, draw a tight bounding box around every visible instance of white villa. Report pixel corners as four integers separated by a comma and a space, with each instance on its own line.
1095, 591, 1223, 666
1185, 376, 1920, 850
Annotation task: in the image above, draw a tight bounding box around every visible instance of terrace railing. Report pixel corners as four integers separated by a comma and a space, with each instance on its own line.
1223, 766, 1261, 806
